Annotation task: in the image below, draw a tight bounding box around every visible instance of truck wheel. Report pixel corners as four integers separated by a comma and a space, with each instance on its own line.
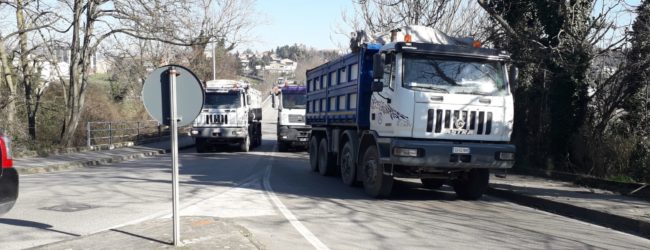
340, 141, 357, 186
308, 136, 319, 172
256, 133, 263, 147
421, 178, 445, 189
453, 169, 489, 200
277, 141, 288, 152
362, 146, 393, 198
240, 135, 251, 152
318, 138, 336, 176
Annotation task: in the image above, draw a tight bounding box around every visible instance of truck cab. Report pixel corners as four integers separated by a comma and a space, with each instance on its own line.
370, 41, 515, 168
272, 85, 310, 151
191, 80, 263, 152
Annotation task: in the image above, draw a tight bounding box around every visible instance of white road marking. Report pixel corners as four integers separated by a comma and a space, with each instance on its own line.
263, 163, 330, 250
259, 92, 329, 249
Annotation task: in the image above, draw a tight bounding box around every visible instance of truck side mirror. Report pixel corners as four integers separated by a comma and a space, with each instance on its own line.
372, 53, 385, 79
509, 65, 519, 91
271, 94, 276, 108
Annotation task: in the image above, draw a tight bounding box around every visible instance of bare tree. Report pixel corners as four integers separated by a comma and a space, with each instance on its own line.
339, 0, 489, 41
0, 0, 60, 141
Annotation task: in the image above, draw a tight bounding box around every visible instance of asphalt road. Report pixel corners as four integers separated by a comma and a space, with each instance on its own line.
2, 101, 650, 249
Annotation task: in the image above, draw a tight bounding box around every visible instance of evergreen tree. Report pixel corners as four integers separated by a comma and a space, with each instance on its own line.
623, 0, 650, 181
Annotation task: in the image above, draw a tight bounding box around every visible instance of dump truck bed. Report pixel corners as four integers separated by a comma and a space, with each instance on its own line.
305, 45, 380, 128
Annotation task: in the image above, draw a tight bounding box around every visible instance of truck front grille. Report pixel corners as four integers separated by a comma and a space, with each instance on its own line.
288, 114, 305, 123
426, 109, 493, 135
205, 114, 228, 124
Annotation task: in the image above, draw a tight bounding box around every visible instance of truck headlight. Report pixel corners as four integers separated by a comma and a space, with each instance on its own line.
232, 130, 245, 135
191, 130, 199, 135
393, 147, 421, 157
497, 152, 515, 161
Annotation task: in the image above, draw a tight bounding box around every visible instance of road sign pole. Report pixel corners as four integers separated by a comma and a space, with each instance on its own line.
169, 67, 181, 246
141, 64, 203, 246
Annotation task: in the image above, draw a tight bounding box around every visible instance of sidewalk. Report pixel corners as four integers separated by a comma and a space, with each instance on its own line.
32, 216, 263, 249
488, 174, 650, 239
14, 135, 195, 175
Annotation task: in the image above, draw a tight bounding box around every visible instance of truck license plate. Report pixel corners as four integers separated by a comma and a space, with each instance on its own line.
452, 147, 470, 154
299, 138, 308, 142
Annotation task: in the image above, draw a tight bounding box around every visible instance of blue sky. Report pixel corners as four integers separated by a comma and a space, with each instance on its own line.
245, 0, 642, 52
247, 0, 354, 51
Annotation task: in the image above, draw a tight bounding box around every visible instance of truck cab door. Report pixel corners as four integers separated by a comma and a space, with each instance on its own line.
370, 53, 397, 136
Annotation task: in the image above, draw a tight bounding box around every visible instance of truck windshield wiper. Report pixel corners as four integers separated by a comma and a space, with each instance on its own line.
409, 84, 450, 93
456, 90, 492, 96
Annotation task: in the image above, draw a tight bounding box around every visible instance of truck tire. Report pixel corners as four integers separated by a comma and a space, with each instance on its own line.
421, 178, 445, 189
240, 135, 251, 152
195, 138, 208, 153
277, 141, 288, 152
362, 146, 393, 198
256, 133, 263, 147
318, 138, 336, 176
453, 169, 489, 200
308, 136, 319, 172
340, 141, 357, 186
254, 125, 262, 147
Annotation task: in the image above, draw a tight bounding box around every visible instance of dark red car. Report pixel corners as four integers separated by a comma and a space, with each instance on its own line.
0, 133, 18, 216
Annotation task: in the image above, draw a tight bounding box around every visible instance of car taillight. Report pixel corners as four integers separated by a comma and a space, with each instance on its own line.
1, 135, 13, 169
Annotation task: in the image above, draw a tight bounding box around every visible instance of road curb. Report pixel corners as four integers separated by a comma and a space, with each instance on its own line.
513, 167, 650, 202
16, 144, 195, 175
487, 186, 650, 240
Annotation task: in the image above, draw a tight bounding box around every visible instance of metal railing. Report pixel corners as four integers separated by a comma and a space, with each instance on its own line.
86, 120, 171, 148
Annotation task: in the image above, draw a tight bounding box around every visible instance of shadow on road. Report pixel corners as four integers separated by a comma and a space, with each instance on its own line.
0, 218, 81, 237
110, 228, 170, 245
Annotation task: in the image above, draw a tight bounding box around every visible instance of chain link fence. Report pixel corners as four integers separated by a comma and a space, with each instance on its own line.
86, 121, 190, 148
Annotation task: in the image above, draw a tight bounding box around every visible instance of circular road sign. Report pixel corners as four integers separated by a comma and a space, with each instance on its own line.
142, 65, 204, 126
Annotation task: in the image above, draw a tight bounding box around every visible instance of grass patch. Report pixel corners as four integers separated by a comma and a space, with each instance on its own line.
607, 174, 637, 183
88, 73, 111, 85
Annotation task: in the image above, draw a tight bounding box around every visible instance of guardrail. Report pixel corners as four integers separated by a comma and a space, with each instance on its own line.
86, 121, 176, 148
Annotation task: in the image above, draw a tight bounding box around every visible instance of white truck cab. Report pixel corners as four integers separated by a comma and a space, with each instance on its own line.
370, 40, 515, 168
192, 80, 263, 152
272, 85, 310, 151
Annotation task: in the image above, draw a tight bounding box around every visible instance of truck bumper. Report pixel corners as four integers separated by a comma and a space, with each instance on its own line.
277, 125, 311, 146
191, 127, 248, 144
379, 138, 515, 169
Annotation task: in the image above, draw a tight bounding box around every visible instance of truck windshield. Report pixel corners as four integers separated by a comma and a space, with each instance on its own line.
204, 92, 241, 109
402, 54, 507, 96
282, 93, 306, 109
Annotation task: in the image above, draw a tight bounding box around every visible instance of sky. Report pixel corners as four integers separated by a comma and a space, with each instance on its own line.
245, 0, 355, 52
244, 0, 643, 53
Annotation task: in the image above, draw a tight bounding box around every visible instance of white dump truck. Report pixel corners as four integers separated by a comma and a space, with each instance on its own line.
305, 25, 517, 199
191, 80, 263, 152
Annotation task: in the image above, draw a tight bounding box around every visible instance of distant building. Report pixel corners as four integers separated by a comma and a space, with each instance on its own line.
264, 56, 297, 74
